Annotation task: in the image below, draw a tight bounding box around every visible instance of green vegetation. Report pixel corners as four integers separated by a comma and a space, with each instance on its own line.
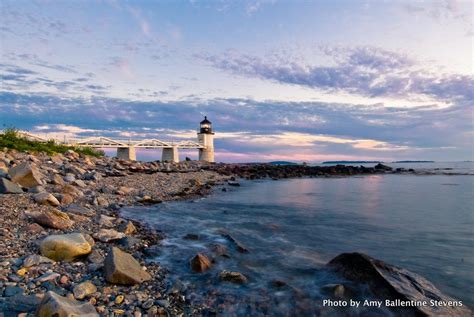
0, 128, 104, 157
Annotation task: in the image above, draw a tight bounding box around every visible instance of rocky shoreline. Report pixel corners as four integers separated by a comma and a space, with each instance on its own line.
0, 150, 232, 317
0, 149, 470, 316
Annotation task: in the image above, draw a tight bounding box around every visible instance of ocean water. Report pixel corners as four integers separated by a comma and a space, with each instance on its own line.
121, 164, 474, 316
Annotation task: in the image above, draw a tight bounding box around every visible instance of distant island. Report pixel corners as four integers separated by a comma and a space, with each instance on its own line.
269, 161, 298, 165
322, 161, 381, 164
393, 160, 435, 163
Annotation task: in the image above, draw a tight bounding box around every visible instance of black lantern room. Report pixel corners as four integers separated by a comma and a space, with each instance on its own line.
200, 116, 213, 133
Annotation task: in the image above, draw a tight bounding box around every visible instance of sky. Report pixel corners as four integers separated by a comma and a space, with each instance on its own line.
0, 0, 473, 162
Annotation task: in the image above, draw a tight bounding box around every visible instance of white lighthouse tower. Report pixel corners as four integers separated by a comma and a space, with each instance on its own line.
197, 116, 215, 162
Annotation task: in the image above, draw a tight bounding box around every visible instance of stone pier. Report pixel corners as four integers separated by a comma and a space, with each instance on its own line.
162, 146, 179, 163
117, 147, 136, 161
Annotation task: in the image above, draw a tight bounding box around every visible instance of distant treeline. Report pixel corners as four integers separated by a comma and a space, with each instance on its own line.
392, 161, 435, 163
322, 161, 381, 164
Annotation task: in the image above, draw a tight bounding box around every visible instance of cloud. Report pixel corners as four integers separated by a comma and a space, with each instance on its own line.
0, 92, 472, 161
400, 0, 473, 37
15, 53, 78, 74
109, 57, 133, 78
198, 46, 474, 103
0, 62, 108, 96
0, 64, 38, 75
245, 0, 275, 16
224, 131, 410, 151
31, 124, 100, 140
126, 5, 152, 37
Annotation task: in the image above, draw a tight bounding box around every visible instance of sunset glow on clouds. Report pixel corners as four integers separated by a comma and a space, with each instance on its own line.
0, 0, 472, 162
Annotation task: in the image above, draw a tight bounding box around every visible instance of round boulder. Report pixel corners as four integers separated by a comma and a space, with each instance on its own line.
40, 233, 93, 261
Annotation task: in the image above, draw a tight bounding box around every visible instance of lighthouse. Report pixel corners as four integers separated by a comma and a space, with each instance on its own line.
197, 116, 215, 162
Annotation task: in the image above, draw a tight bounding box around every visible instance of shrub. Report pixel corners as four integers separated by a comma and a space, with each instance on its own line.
0, 128, 104, 157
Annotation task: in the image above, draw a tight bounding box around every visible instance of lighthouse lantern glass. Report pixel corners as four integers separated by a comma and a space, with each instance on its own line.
200, 116, 212, 133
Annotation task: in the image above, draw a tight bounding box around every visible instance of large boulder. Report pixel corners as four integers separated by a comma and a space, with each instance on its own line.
327, 252, 471, 316
190, 253, 212, 273
40, 233, 93, 261
34, 192, 60, 206
33, 208, 74, 230
8, 161, 43, 188
0, 177, 23, 194
104, 247, 151, 285
36, 291, 98, 317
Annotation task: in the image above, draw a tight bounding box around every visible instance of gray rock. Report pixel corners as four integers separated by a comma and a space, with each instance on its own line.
83, 172, 102, 181
0, 168, 7, 178
190, 253, 211, 273
65, 204, 95, 217
3, 286, 24, 297
8, 161, 43, 188
104, 247, 151, 285
0, 177, 23, 194
8, 274, 21, 282
36, 291, 99, 317
35, 272, 60, 283
87, 250, 104, 264
61, 184, 83, 197
23, 254, 54, 268
98, 214, 116, 227
156, 299, 170, 308
50, 155, 64, 165
64, 173, 76, 183
218, 229, 248, 253
218, 270, 248, 284
211, 243, 228, 256
73, 281, 97, 300
32, 208, 74, 230
65, 164, 86, 175
141, 299, 154, 309
33, 192, 60, 207
51, 174, 65, 185
0, 293, 43, 314
73, 179, 87, 188
94, 196, 109, 206
118, 221, 137, 235
28, 185, 45, 193
118, 236, 141, 249
93, 229, 125, 242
